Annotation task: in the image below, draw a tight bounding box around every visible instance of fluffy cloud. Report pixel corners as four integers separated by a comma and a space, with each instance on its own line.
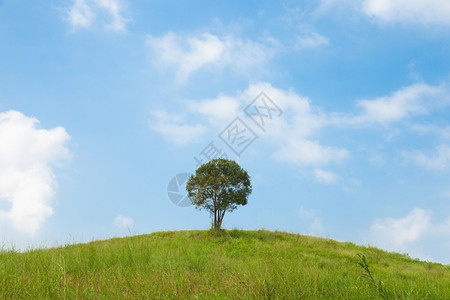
186, 82, 347, 166
242, 82, 326, 138
151, 81, 449, 175
146, 32, 275, 82
67, 0, 94, 28
370, 208, 432, 248
114, 214, 134, 229
319, 0, 450, 27
295, 32, 329, 50
242, 83, 348, 166
345, 83, 446, 125
0, 111, 70, 235
151, 82, 348, 168
297, 207, 325, 235
404, 144, 450, 171
187, 95, 241, 126
313, 168, 339, 184
411, 124, 450, 140
273, 140, 348, 165
149, 110, 207, 146
369, 208, 450, 262
66, 0, 129, 32
326, 82, 448, 128
362, 0, 450, 26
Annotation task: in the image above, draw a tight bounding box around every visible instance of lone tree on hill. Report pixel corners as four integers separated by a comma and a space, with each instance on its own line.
186, 158, 252, 230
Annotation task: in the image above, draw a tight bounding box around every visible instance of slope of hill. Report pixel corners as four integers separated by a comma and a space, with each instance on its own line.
0, 230, 449, 299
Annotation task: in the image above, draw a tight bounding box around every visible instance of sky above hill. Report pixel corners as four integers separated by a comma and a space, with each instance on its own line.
1, 0, 450, 263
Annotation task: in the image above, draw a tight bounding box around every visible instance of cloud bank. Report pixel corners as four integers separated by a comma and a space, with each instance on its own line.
404, 144, 450, 171
0, 111, 70, 235
146, 32, 276, 82
320, 0, 450, 27
369, 208, 450, 262
114, 214, 134, 229
66, 0, 129, 32
362, 0, 450, 26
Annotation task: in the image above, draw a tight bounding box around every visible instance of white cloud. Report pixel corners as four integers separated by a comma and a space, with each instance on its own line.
319, 0, 450, 27
187, 95, 241, 126
404, 144, 450, 171
67, 0, 95, 29
411, 124, 450, 140
114, 214, 134, 229
356, 83, 444, 124
314, 168, 339, 184
96, 0, 129, 31
0, 111, 70, 235
298, 207, 325, 235
371, 208, 432, 248
149, 110, 207, 146
66, 0, 129, 32
273, 139, 348, 165
242, 82, 326, 138
369, 208, 450, 262
331, 83, 448, 126
147, 33, 223, 82
362, 0, 450, 26
295, 32, 329, 50
186, 82, 347, 166
152, 81, 449, 172
443, 128, 450, 139
146, 32, 275, 82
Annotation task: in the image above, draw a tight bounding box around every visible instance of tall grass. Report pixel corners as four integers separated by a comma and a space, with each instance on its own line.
356, 253, 389, 299
0, 230, 449, 299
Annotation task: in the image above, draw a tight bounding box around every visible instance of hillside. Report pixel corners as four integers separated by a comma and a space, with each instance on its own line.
0, 230, 449, 299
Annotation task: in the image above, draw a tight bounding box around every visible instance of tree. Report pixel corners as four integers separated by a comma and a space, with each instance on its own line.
186, 158, 252, 230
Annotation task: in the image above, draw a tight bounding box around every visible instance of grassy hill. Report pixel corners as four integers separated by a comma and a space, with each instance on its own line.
0, 230, 449, 299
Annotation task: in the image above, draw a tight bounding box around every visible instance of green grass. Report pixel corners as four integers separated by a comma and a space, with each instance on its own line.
1, 230, 449, 299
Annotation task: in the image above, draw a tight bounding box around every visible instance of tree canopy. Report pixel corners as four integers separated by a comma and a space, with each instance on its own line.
186, 158, 252, 230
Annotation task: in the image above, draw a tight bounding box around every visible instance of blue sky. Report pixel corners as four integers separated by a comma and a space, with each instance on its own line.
1, 0, 450, 263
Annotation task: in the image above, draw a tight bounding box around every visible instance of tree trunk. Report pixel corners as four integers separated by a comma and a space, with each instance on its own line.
212, 195, 218, 229
214, 210, 225, 230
